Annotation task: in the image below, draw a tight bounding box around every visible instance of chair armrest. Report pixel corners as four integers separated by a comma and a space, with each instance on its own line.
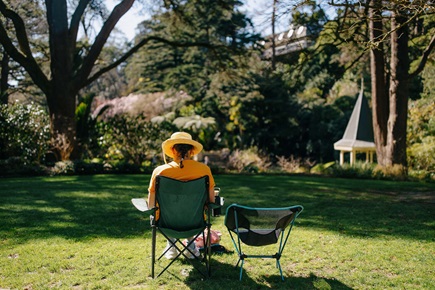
208, 203, 221, 210
131, 198, 155, 215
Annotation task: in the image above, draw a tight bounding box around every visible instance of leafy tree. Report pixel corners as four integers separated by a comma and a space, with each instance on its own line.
0, 0, 48, 104
0, 0, 139, 159
203, 61, 264, 150
367, 0, 435, 168
277, 1, 434, 169
1, 0, 257, 160
124, 0, 261, 150
125, 0, 260, 95
323, 0, 435, 169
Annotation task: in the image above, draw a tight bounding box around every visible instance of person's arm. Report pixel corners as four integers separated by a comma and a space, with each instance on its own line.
147, 190, 155, 208
147, 170, 158, 207
207, 169, 216, 203
209, 187, 215, 204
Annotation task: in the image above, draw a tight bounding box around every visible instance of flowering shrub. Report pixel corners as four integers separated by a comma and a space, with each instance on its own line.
0, 102, 50, 164
228, 147, 271, 173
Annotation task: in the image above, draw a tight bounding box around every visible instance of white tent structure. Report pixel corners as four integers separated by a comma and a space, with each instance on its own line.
334, 86, 376, 165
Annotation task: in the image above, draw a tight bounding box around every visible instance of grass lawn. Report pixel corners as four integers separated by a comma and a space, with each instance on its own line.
0, 174, 434, 289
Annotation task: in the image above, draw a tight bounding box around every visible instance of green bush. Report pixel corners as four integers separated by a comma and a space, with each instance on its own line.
276, 155, 305, 173
73, 160, 105, 175
330, 162, 376, 179
50, 161, 75, 175
408, 169, 435, 182
407, 136, 435, 171
310, 161, 336, 174
95, 114, 176, 167
0, 102, 50, 164
227, 147, 271, 173
0, 157, 48, 176
373, 164, 408, 181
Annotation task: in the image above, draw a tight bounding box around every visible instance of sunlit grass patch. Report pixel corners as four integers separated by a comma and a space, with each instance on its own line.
0, 174, 434, 289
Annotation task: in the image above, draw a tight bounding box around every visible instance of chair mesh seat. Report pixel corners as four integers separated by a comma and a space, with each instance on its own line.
224, 203, 303, 280
237, 228, 282, 246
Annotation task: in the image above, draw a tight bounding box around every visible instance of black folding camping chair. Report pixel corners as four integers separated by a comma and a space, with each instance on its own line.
224, 203, 303, 280
132, 175, 219, 278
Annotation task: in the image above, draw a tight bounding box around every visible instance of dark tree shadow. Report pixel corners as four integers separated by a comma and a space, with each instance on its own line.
184, 259, 353, 290
1, 174, 434, 244
0, 175, 151, 242
215, 174, 435, 242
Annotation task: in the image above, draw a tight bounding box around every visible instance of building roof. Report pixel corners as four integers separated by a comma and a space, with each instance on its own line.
334, 86, 376, 151
261, 25, 315, 58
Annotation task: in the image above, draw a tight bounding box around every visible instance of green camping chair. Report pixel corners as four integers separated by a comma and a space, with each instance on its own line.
132, 175, 218, 278
224, 204, 303, 281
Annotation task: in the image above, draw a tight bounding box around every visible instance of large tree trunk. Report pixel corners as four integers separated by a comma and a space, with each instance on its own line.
387, 9, 409, 167
46, 90, 78, 161
369, 1, 409, 168
45, 0, 78, 160
369, 0, 389, 165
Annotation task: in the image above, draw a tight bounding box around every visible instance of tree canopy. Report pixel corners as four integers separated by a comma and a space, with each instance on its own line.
1, 0, 434, 173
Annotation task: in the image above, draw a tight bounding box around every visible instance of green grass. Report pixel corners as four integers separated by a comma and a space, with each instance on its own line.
0, 174, 434, 289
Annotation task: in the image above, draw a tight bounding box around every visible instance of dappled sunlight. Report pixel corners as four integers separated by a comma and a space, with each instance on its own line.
1, 174, 434, 288
0, 175, 150, 242
215, 175, 434, 242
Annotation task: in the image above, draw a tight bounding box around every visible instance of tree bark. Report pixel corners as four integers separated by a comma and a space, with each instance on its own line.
387, 9, 409, 167
0, 51, 9, 105
369, 0, 389, 165
271, 0, 277, 70
369, 0, 411, 168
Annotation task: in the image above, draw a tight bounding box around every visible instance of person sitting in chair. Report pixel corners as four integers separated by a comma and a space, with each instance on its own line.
147, 132, 216, 259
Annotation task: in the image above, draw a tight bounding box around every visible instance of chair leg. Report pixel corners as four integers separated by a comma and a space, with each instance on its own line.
156, 231, 211, 278
276, 259, 284, 281
151, 225, 156, 278
205, 225, 211, 277
239, 259, 244, 281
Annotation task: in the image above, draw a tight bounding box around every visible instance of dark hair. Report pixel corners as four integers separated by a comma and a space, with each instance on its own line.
173, 144, 194, 168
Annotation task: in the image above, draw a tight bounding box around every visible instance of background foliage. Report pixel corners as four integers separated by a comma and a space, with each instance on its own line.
1, 0, 434, 177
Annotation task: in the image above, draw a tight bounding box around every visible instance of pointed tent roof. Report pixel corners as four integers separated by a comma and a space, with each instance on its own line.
334, 86, 376, 151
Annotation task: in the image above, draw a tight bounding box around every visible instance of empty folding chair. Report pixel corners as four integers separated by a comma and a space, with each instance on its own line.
224, 203, 303, 280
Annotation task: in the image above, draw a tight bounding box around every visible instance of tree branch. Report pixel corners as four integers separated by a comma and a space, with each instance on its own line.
84, 35, 225, 86
75, 0, 135, 87
0, 1, 33, 58
0, 2, 49, 93
409, 32, 435, 78
69, 0, 91, 48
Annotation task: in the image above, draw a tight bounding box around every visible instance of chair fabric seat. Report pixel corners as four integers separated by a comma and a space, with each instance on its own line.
224, 203, 303, 280
237, 228, 282, 246
160, 226, 206, 240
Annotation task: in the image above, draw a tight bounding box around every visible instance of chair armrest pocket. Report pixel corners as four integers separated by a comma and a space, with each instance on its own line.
131, 198, 155, 215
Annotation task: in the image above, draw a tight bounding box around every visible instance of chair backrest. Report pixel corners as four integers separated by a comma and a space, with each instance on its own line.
225, 204, 303, 246
155, 175, 209, 234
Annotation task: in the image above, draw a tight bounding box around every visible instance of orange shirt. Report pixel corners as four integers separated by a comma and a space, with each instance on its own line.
147, 160, 216, 210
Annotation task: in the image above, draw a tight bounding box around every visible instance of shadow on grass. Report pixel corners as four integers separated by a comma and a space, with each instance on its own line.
0, 174, 434, 243
216, 174, 435, 242
0, 174, 151, 242
183, 259, 353, 290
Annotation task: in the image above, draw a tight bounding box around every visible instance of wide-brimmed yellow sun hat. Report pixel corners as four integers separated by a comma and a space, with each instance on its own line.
162, 132, 203, 162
